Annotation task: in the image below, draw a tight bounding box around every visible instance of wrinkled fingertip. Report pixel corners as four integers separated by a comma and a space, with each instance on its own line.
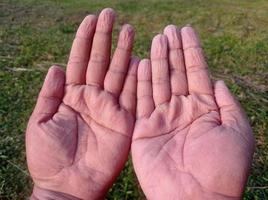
100, 7, 116, 18
214, 80, 228, 91
48, 65, 65, 77
151, 34, 168, 59
163, 24, 177, 35
117, 24, 135, 50
130, 56, 140, 66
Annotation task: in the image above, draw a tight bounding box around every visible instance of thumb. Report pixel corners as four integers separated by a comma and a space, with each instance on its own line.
214, 80, 252, 136
32, 65, 65, 118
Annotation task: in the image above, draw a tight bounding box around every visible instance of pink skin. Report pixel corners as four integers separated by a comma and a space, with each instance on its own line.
26, 8, 254, 200
131, 25, 255, 200
26, 8, 139, 199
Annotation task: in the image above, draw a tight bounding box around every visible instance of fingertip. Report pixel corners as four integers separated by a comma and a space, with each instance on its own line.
41, 66, 65, 99
214, 80, 228, 92
122, 24, 135, 40
181, 25, 194, 33
83, 14, 98, 24
152, 34, 168, 45
163, 24, 177, 35
117, 24, 135, 50
128, 57, 140, 75
97, 8, 116, 31
181, 26, 200, 49
163, 24, 181, 49
100, 7, 116, 18
151, 34, 168, 59
48, 65, 65, 80
139, 58, 151, 68
214, 80, 237, 108
130, 56, 140, 67
216, 80, 226, 86
76, 15, 97, 38
131, 56, 140, 64
121, 24, 135, 34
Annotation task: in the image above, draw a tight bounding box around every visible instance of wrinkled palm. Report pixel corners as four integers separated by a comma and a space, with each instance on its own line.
26, 9, 139, 199
132, 26, 254, 200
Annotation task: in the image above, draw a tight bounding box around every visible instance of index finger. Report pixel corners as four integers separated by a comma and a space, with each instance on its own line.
66, 15, 97, 85
181, 26, 213, 95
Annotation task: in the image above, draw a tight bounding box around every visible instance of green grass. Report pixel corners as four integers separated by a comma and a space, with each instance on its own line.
0, 0, 267, 199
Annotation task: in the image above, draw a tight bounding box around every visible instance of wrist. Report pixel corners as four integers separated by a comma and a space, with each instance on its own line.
31, 185, 81, 200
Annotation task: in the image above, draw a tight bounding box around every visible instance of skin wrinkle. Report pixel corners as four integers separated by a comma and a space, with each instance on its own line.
141, 134, 240, 199
74, 35, 94, 41
152, 79, 170, 84
89, 54, 109, 64
116, 46, 133, 52
72, 85, 88, 110
94, 30, 112, 36
73, 114, 85, 164
105, 86, 128, 99
67, 60, 88, 66
120, 89, 136, 98
186, 65, 208, 72
26, 9, 254, 198
38, 95, 61, 102
137, 94, 153, 100
181, 171, 240, 199
224, 124, 251, 144
169, 66, 186, 73
27, 8, 139, 199
151, 57, 169, 61
106, 68, 128, 76
138, 79, 152, 83
136, 112, 218, 174
68, 56, 89, 63
155, 130, 185, 168
85, 107, 132, 138
169, 47, 183, 51
36, 115, 77, 171
181, 129, 188, 169
149, 142, 240, 199
183, 45, 203, 51
134, 120, 180, 141
34, 98, 129, 198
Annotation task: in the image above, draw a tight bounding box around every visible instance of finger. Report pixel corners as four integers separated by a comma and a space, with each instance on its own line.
104, 24, 135, 96
119, 57, 139, 115
86, 8, 116, 86
33, 66, 65, 116
214, 80, 252, 134
164, 25, 188, 96
151, 34, 171, 106
66, 15, 97, 85
181, 26, 213, 95
137, 59, 154, 118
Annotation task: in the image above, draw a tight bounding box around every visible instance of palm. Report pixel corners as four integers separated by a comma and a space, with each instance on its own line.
132, 26, 254, 199
27, 87, 133, 198
64, 84, 134, 180
26, 9, 138, 199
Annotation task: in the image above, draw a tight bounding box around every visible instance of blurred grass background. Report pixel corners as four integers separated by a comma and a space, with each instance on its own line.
0, 0, 267, 199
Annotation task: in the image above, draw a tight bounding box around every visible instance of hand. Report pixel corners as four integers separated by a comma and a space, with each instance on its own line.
26, 8, 139, 199
132, 25, 255, 200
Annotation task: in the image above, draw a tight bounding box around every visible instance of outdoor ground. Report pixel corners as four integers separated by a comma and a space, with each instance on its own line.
0, 0, 267, 199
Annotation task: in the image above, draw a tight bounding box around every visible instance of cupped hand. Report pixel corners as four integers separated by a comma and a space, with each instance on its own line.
132, 25, 255, 200
26, 8, 139, 199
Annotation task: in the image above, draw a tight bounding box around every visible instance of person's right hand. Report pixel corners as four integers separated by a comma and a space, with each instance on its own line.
26, 8, 139, 199
132, 25, 255, 200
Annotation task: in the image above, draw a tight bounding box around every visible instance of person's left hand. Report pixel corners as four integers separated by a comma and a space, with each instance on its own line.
131, 25, 254, 200
26, 8, 139, 199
